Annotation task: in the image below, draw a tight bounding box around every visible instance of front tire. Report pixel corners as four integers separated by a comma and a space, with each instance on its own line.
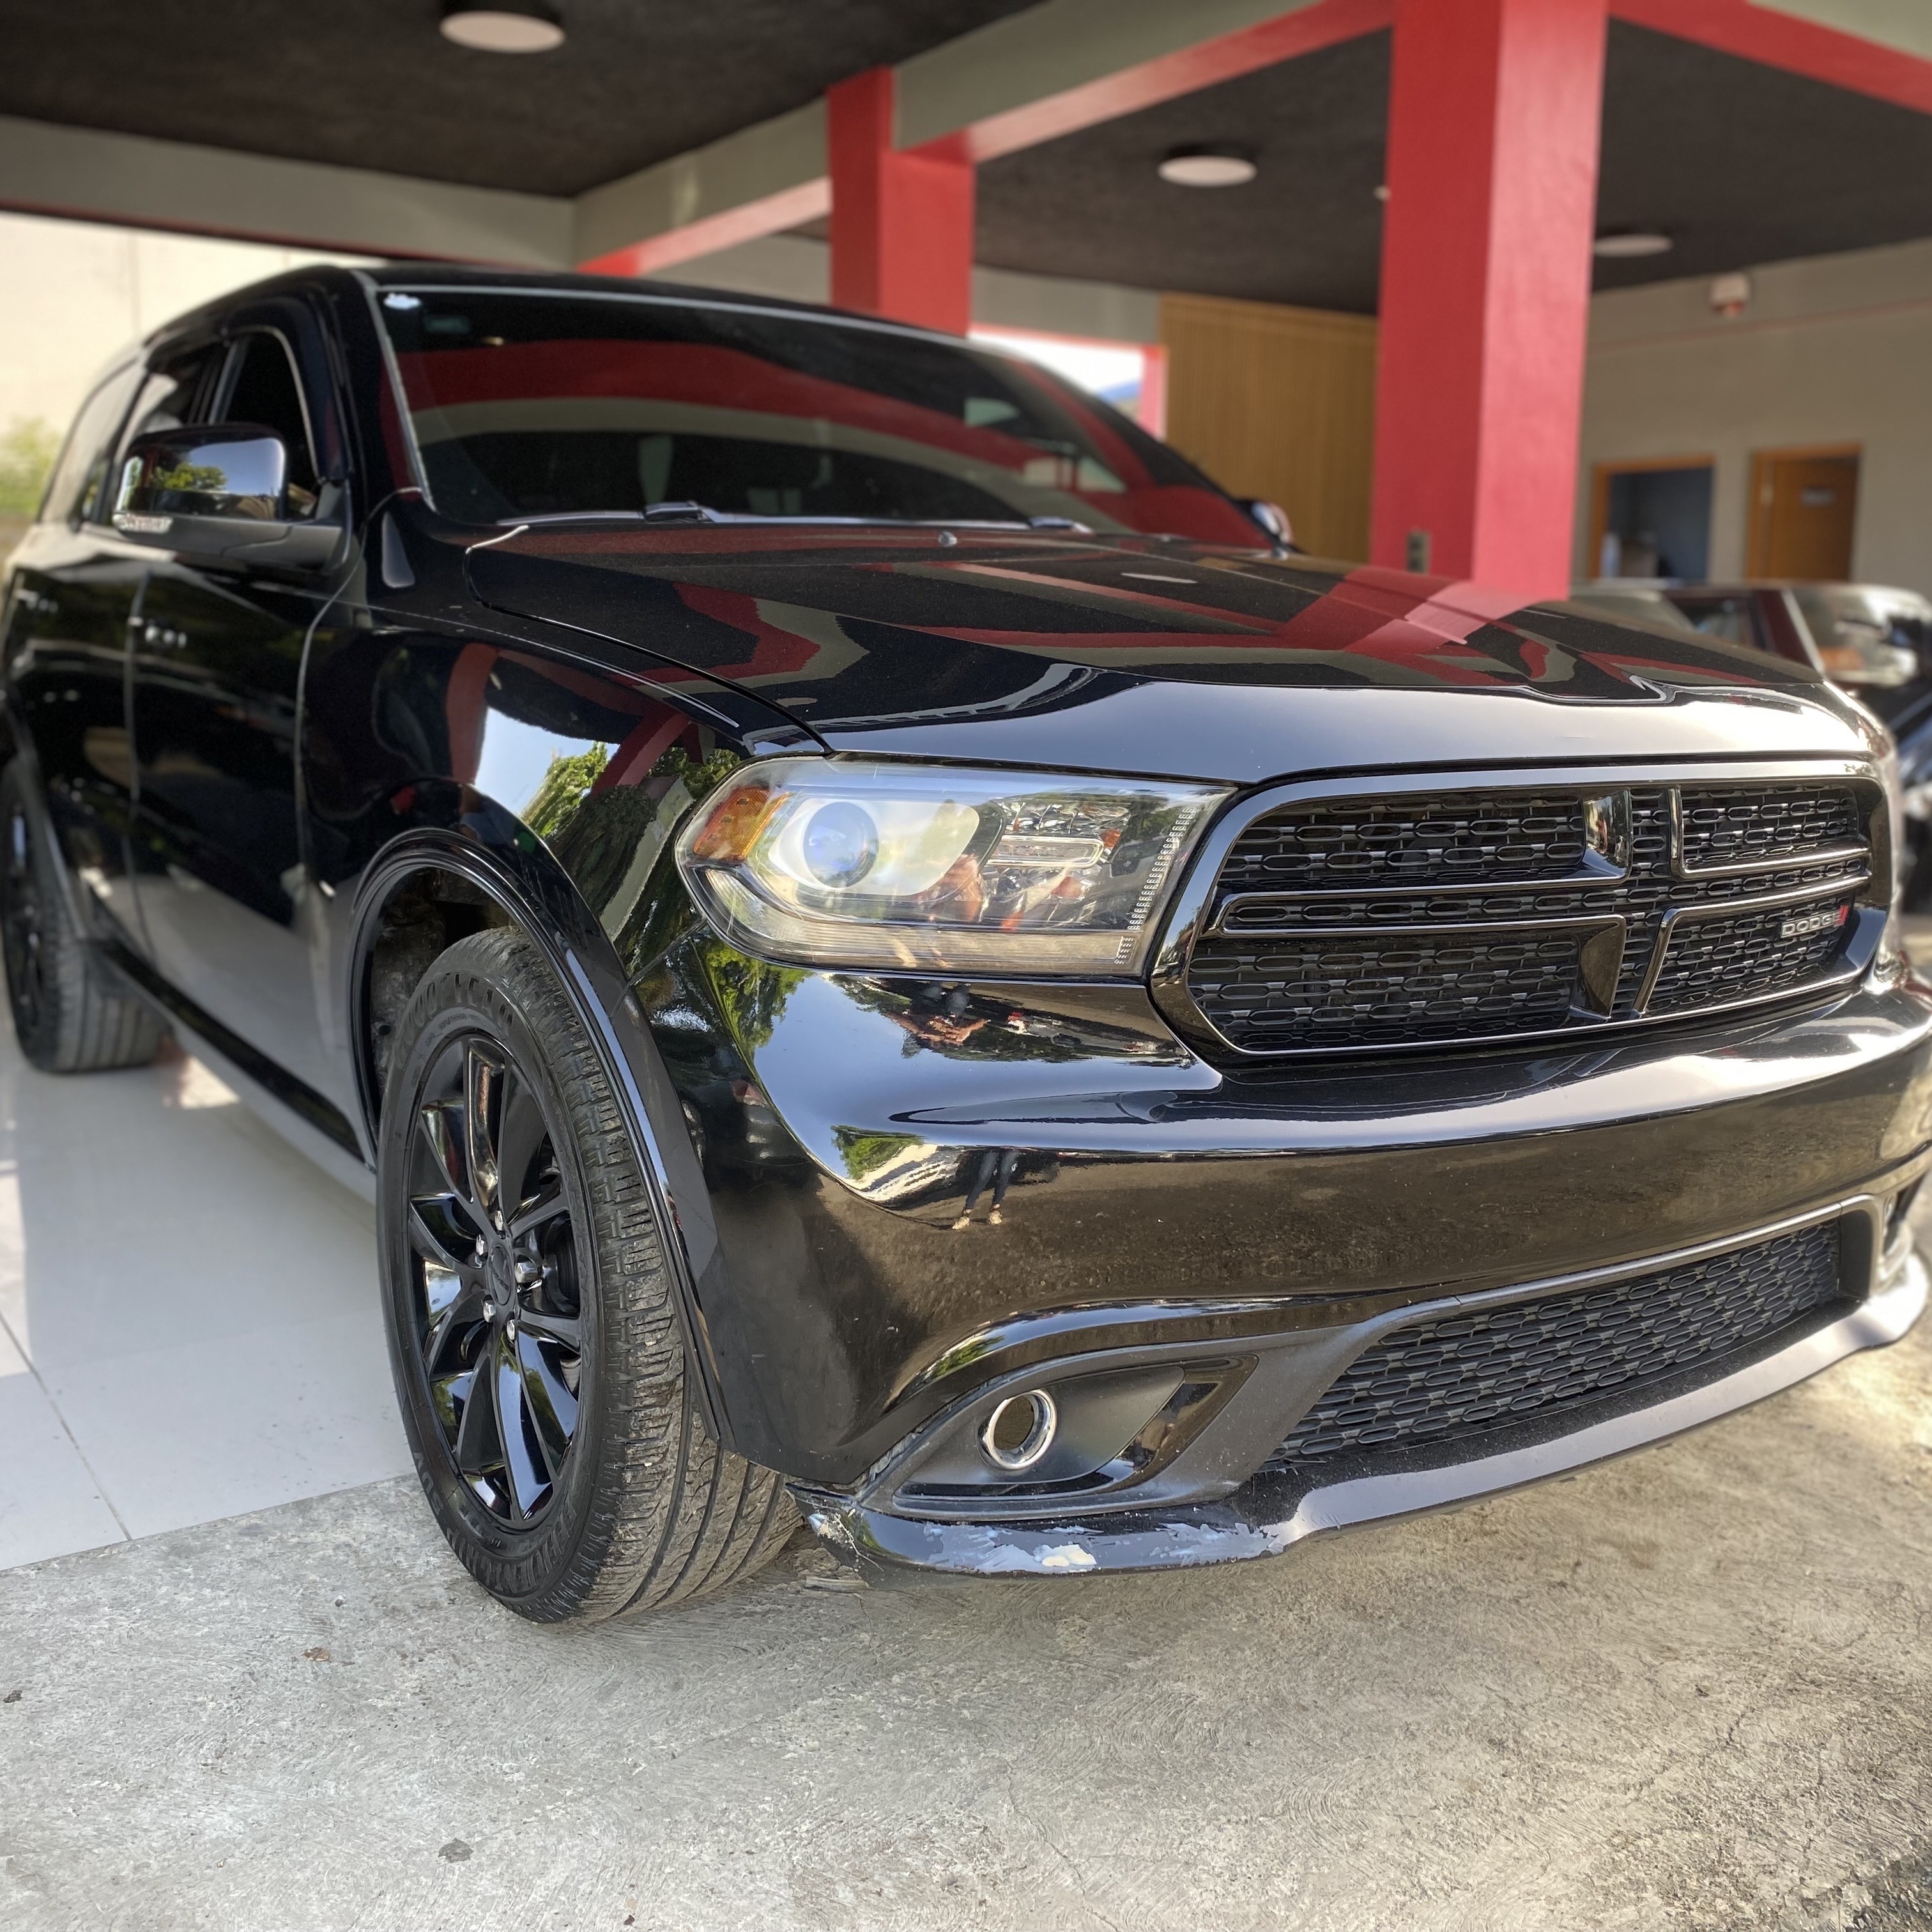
377, 926, 795, 1621
0, 764, 165, 1073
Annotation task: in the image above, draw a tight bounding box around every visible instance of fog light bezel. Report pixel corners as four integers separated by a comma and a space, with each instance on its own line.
979, 1390, 1059, 1472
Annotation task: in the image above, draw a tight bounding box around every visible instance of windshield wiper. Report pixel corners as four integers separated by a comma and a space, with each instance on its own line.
502, 505, 1093, 533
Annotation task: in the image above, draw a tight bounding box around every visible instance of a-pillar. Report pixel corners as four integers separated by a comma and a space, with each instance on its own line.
827, 67, 975, 335
1368, 0, 1609, 599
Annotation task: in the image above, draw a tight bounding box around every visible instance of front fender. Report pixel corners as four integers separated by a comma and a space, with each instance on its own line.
348, 808, 737, 1450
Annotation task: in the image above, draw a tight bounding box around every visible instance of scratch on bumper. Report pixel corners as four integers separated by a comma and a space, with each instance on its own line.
798, 1249, 1929, 1581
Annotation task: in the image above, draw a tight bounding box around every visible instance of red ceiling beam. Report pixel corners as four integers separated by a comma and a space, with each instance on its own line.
579, 0, 1396, 272
582, 0, 1932, 287
579, 180, 830, 280
921, 0, 1395, 165
1609, 0, 1932, 116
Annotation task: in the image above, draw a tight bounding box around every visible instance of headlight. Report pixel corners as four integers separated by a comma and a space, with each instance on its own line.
675, 758, 1228, 975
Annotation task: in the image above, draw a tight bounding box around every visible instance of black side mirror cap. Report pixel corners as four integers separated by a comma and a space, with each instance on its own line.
112, 425, 344, 572
1235, 497, 1298, 549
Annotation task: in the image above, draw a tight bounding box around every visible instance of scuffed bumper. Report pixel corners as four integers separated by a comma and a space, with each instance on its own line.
795, 1238, 1928, 1582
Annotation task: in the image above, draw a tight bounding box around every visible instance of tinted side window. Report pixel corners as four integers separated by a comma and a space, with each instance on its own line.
39, 362, 142, 526
123, 344, 226, 454
217, 333, 320, 514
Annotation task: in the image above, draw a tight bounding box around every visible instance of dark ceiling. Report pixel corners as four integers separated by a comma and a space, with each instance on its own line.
8, 6, 1932, 304
971, 21, 1932, 309
975, 33, 1390, 314
2, 0, 1043, 196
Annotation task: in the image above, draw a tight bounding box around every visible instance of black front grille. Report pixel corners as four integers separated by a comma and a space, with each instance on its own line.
1677, 785, 1862, 871
1188, 931, 1581, 1052
1646, 899, 1855, 1015
1267, 1221, 1844, 1468
1216, 792, 1591, 894
1184, 778, 1873, 1055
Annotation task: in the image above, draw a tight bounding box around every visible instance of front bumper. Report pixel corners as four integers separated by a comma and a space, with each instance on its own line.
654, 923, 1932, 1571
796, 1216, 1928, 1580
681, 952, 1931, 1438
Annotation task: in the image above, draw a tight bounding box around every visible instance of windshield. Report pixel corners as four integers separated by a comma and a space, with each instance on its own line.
376, 286, 1259, 543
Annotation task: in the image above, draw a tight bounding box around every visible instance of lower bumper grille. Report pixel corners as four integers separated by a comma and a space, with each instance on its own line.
1266, 1221, 1846, 1469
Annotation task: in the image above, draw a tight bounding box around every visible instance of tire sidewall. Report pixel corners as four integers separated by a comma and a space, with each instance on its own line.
378, 948, 614, 1611
0, 766, 56, 1064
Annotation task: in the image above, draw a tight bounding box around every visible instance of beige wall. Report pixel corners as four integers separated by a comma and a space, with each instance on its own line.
0, 210, 371, 444
1577, 238, 1932, 595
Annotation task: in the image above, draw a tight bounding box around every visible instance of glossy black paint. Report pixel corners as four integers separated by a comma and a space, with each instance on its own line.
3, 263, 1928, 1578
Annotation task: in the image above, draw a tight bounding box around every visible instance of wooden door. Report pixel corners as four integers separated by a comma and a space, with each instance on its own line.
1747, 447, 1859, 580
1160, 293, 1377, 562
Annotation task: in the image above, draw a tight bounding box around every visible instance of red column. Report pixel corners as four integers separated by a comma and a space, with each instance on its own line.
1368, 0, 1607, 598
827, 68, 975, 335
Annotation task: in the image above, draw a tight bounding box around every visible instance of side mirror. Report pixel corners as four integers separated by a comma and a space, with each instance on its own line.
113, 425, 341, 570
1236, 498, 1296, 549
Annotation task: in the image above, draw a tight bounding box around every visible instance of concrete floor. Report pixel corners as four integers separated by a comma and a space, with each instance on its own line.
3, 1237, 1931, 1927
3, 990, 1932, 1928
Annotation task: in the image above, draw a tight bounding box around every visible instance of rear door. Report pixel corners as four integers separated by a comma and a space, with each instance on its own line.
4, 357, 162, 947
127, 306, 344, 1102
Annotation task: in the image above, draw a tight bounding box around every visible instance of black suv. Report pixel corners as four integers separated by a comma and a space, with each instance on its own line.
3, 266, 1926, 1620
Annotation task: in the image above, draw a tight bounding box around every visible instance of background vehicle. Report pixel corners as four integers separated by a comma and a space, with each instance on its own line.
3, 267, 1926, 1620
1657, 581, 1930, 717
1652, 579, 1932, 904
1563, 582, 1701, 634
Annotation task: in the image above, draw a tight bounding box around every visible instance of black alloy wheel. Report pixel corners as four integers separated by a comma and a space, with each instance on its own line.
404, 1029, 584, 1526
379, 927, 796, 1621
1, 786, 49, 1048
0, 763, 165, 1073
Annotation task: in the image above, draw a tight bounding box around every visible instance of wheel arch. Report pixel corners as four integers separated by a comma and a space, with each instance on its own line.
348, 808, 732, 1445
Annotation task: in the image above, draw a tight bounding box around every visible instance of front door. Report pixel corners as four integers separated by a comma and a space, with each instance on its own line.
4, 360, 152, 947
1747, 448, 1860, 581
128, 321, 339, 1105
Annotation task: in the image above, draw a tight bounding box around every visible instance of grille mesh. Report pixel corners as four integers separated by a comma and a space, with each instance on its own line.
1186, 931, 1580, 1051
1268, 1221, 1843, 1467
1217, 793, 1591, 894
1646, 899, 1855, 1015
1188, 781, 1869, 1054
1678, 785, 1862, 871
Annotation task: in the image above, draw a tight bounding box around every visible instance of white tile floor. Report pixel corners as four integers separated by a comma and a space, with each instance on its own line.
0, 1027, 407, 1568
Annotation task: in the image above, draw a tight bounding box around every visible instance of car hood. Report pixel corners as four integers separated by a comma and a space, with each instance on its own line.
466, 524, 1863, 785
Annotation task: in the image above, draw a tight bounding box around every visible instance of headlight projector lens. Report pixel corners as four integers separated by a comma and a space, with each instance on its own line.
801, 800, 878, 887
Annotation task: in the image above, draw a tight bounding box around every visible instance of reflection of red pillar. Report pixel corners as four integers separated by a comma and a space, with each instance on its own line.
827, 67, 974, 336
1369, 0, 1607, 598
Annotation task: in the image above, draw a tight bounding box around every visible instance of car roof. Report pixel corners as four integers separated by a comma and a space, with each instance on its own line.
136, 259, 991, 363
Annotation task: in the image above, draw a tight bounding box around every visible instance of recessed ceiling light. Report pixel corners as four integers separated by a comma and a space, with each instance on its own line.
1158, 147, 1258, 188
440, 2, 565, 52
1593, 231, 1673, 259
